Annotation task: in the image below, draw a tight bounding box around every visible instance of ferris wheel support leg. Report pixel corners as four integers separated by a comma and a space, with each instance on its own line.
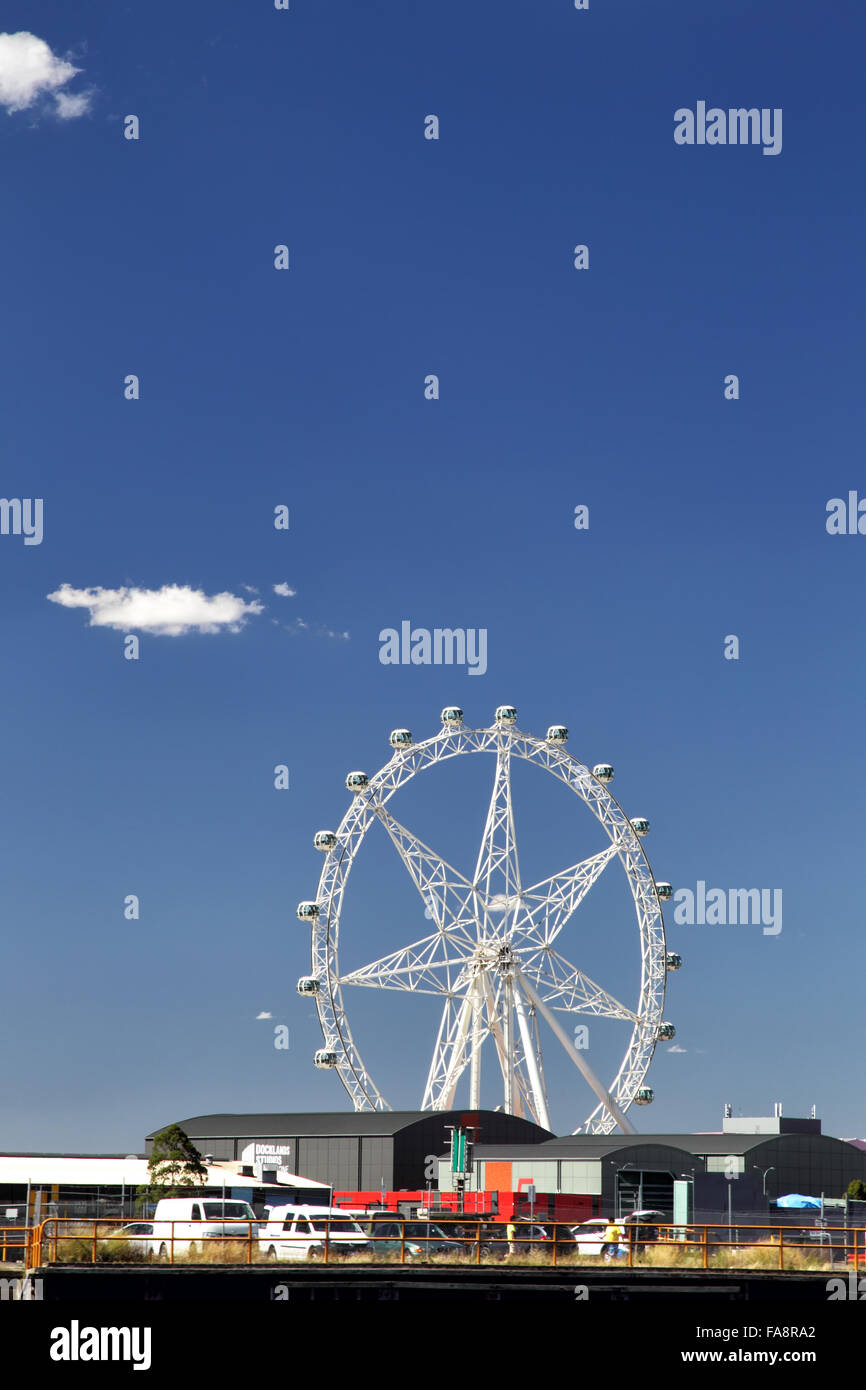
439, 991, 475, 1111
512, 979, 552, 1133
481, 976, 515, 1113
502, 975, 517, 1114
515, 968, 636, 1135
468, 977, 483, 1110
422, 999, 455, 1110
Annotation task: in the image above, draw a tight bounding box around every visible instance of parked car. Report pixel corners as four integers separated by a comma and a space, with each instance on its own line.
112, 1222, 155, 1249
259, 1205, 369, 1261
468, 1220, 553, 1257
98, 1222, 155, 1261
570, 1218, 611, 1255
514, 1221, 550, 1251
365, 1217, 463, 1259
622, 1209, 669, 1254
148, 1199, 258, 1259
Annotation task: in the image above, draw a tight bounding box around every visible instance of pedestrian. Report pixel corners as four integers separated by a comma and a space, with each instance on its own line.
601, 1218, 623, 1261
506, 1219, 517, 1257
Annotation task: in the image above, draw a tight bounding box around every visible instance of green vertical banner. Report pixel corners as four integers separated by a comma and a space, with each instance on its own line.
451, 1129, 466, 1174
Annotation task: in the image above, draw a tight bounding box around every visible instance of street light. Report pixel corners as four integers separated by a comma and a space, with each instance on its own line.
753, 1166, 775, 1197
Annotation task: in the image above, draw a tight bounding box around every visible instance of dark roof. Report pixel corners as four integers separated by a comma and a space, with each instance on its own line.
472, 1132, 853, 1160
146, 1111, 552, 1142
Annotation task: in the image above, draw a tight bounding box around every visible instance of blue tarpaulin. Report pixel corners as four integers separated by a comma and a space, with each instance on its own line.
775, 1194, 821, 1209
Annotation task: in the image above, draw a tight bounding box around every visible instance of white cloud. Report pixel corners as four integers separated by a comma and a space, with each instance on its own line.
256, 1011, 272, 1020
242, 584, 260, 594
667, 1044, 687, 1053
55, 89, 92, 120
0, 32, 90, 118
283, 617, 349, 640
47, 583, 264, 636
273, 582, 296, 598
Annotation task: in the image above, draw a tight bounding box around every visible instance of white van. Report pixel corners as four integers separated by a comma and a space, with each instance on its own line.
148, 1198, 258, 1259
259, 1205, 370, 1262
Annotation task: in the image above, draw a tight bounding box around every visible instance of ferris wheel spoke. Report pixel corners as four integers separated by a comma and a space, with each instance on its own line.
371, 803, 479, 939
518, 948, 640, 1023
515, 965, 636, 1134
473, 737, 522, 929
517, 840, 625, 947
339, 933, 473, 996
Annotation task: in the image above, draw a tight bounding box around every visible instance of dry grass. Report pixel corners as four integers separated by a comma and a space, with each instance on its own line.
636, 1243, 705, 1269
708, 1240, 836, 1273
41, 1225, 847, 1273
51, 1225, 151, 1265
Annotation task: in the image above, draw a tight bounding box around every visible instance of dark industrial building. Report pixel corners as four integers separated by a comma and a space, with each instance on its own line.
438, 1114, 866, 1221
146, 1109, 866, 1223
146, 1110, 551, 1193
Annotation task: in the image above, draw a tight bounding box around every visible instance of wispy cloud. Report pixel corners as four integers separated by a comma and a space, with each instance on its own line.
0, 32, 92, 119
47, 583, 264, 636
256, 1011, 272, 1020
667, 1044, 687, 1053
273, 582, 296, 598
283, 618, 349, 640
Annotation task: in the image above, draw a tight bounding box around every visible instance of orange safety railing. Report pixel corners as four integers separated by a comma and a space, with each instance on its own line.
32, 1217, 261, 1267
18, 1216, 866, 1270
0, 1226, 33, 1265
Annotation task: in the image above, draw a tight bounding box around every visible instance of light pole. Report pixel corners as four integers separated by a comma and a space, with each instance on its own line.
753, 1166, 775, 1198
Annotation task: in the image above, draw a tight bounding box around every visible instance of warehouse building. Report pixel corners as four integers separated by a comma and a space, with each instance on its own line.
437, 1114, 866, 1222
146, 1110, 551, 1193
148, 1109, 866, 1221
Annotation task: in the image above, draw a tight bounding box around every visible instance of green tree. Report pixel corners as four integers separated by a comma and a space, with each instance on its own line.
136, 1125, 209, 1212
847, 1178, 866, 1201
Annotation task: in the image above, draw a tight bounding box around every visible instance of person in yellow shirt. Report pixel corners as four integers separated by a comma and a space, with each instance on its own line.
601, 1220, 623, 1260
506, 1221, 517, 1257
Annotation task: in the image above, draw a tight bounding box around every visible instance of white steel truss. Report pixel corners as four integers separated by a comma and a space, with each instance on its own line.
305, 716, 670, 1134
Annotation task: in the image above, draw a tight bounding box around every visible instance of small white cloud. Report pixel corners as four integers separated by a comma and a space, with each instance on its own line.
47, 582, 264, 636
283, 618, 349, 640
55, 89, 92, 119
242, 584, 260, 594
256, 1011, 272, 1020
0, 32, 89, 117
273, 582, 296, 598
667, 1044, 687, 1053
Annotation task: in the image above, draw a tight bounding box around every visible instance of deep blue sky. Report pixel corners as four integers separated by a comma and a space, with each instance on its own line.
1, 0, 864, 1153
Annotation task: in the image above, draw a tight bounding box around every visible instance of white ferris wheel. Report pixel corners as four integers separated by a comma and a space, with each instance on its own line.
296, 706, 681, 1135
